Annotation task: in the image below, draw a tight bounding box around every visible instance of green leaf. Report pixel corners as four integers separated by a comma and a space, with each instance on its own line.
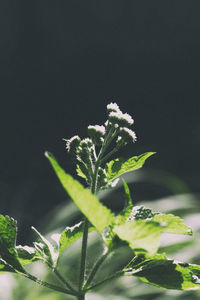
152, 214, 193, 235
105, 152, 156, 182
115, 179, 133, 225
32, 227, 58, 268
0, 215, 24, 273
113, 219, 162, 254
45, 152, 115, 233
76, 164, 87, 180
58, 222, 95, 256
125, 255, 200, 290
113, 213, 192, 255
16, 245, 38, 266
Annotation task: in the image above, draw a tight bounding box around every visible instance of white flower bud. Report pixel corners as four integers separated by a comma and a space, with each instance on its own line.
88, 125, 105, 136
109, 111, 134, 127
65, 135, 81, 153
119, 127, 137, 143
88, 125, 105, 146
107, 102, 120, 113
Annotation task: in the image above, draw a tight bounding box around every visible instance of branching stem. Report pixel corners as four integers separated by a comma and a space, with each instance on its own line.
53, 267, 76, 292
24, 272, 78, 296
84, 248, 110, 289
85, 270, 124, 292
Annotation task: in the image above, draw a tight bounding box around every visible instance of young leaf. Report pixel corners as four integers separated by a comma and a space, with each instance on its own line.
32, 227, 58, 268
0, 215, 25, 273
76, 164, 87, 180
45, 152, 115, 233
115, 179, 133, 225
58, 222, 95, 256
16, 245, 38, 266
105, 152, 155, 182
125, 255, 200, 291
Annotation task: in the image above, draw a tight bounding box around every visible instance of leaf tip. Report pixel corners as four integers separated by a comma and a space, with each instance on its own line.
44, 151, 51, 158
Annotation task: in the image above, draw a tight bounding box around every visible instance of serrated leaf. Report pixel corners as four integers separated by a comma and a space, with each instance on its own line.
59, 222, 95, 255
105, 152, 155, 182
0, 215, 24, 273
113, 212, 192, 255
115, 180, 133, 225
32, 227, 58, 268
125, 256, 200, 290
152, 214, 193, 235
45, 152, 115, 233
16, 245, 38, 265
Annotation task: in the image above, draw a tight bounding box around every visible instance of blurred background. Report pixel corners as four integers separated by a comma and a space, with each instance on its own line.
0, 1, 200, 298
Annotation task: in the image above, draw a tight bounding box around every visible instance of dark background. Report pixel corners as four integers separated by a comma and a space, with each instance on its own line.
0, 1, 199, 242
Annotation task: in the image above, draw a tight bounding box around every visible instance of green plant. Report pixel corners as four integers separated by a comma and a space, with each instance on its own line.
1, 103, 200, 300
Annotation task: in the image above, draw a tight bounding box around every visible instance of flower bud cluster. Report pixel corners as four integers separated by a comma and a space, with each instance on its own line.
106, 102, 137, 149
64, 102, 137, 192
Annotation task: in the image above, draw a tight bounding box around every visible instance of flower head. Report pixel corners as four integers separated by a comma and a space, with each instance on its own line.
65, 135, 81, 153
107, 102, 120, 113
119, 127, 137, 143
109, 111, 134, 127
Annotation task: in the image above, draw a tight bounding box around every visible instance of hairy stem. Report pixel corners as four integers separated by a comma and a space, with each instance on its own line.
84, 248, 109, 289
24, 272, 77, 296
78, 294, 85, 300
85, 270, 124, 292
53, 268, 76, 292
79, 218, 89, 291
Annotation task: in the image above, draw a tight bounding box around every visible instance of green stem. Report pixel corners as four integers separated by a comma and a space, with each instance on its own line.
79, 218, 89, 291
24, 272, 77, 296
78, 294, 85, 300
53, 267, 76, 292
85, 270, 124, 292
84, 248, 109, 289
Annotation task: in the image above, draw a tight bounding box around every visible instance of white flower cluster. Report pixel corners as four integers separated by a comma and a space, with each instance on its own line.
107, 102, 134, 128
106, 102, 137, 147
64, 102, 137, 191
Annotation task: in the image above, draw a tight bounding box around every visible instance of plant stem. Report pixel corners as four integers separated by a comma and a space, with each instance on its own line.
79, 218, 89, 291
78, 294, 85, 300
84, 248, 109, 289
85, 270, 124, 292
53, 267, 76, 292
24, 272, 77, 296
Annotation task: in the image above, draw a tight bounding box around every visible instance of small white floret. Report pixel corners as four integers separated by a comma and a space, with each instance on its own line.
88, 125, 105, 135
107, 102, 120, 112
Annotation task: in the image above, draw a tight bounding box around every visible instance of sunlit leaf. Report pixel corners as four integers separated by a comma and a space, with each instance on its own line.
115, 180, 133, 225
113, 213, 192, 255
105, 152, 155, 182
45, 152, 115, 233
0, 215, 24, 273
32, 227, 58, 268
16, 245, 38, 266
58, 222, 95, 256
76, 164, 87, 180
152, 214, 193, 235
114, 219, 162, 254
